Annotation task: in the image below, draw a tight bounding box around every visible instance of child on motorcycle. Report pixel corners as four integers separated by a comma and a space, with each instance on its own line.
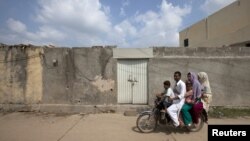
155, 80, 175, 119
184, 80, 193, 104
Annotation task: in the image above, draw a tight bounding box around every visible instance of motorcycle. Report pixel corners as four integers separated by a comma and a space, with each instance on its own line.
136, 98, 208, 133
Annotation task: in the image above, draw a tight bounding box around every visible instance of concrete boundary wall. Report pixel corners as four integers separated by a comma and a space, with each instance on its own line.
0, 45, 43, 105
0, 44, 250, 113
149, 47, 250, 106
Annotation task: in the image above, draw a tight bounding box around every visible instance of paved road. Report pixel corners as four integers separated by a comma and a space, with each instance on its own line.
0, 112, 250, 141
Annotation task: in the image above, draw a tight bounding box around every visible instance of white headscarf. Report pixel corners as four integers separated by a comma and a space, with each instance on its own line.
197, 72, 212, 94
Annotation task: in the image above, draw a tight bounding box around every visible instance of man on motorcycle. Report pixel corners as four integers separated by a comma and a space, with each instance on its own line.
136, 71, 206, 133
167, 71, 186, 128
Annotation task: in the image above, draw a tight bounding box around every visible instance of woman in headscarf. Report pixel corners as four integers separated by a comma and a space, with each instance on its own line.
187, 72, 203, 125
197, 72, 212, 113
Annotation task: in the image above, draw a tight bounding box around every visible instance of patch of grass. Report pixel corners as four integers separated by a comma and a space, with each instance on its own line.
208, 106, 250, 118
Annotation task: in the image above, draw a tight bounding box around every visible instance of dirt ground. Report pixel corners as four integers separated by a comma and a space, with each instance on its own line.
0, 112, 250, 141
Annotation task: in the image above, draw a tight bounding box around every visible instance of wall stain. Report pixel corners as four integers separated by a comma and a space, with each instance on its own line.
99, 48, 112, 79
91, 75, 114, 92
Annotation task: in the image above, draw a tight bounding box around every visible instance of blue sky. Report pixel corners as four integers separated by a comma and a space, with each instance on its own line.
0, 0, 236, 47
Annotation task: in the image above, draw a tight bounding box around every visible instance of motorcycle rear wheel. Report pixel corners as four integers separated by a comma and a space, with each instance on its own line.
187, 115, 204, 132
136, 113, 157, 133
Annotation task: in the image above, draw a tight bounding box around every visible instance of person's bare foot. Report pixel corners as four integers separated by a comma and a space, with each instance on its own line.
178, 119, 184, 124
193, 123, 198, 128
178, 120, 184, 127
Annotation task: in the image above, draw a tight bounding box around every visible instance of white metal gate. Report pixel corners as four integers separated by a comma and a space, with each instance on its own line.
117, 59, 148, 104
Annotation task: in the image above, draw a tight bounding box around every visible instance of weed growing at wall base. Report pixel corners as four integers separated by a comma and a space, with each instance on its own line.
208, 106, 250, 118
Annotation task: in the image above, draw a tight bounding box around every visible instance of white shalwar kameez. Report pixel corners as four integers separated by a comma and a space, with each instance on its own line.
167, 80, 186, 127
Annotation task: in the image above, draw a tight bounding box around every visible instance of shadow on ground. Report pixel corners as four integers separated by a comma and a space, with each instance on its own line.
131, 124, 191, 135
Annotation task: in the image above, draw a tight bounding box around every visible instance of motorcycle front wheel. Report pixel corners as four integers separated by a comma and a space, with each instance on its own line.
136, 113, 157, 133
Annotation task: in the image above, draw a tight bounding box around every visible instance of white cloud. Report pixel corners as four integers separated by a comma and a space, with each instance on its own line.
201, 0, 236, 15
120, 8, 126, 16
103, 5, 111, 16
120, 0, 130, 17
7, 18, 27, 33
122, 0, 129, 7
113, 20, 137, 46
5, 18, 66, 45
116, 0, 191, 47
115, 20, 137, 37
1, 0, 191, 47
36, 0, 111, 35
33, 26, 66, 41
2, 0, 112, 46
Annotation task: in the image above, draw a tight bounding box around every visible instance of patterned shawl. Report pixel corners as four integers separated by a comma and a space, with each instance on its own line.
197, 72, 212, 94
